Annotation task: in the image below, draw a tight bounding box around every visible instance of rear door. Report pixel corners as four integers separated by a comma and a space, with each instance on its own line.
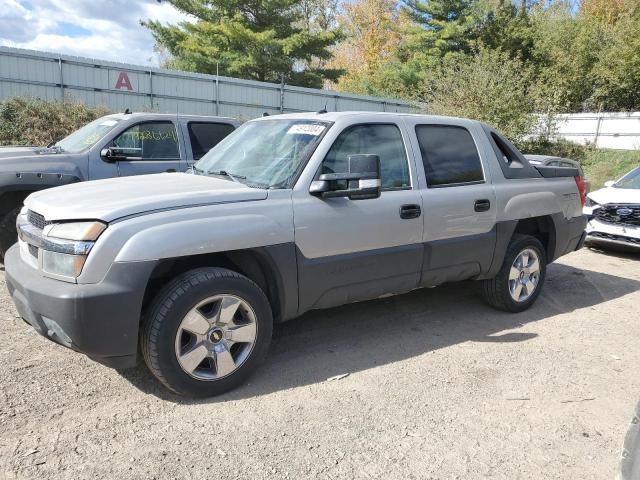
110, 121, 183, 176
405, 120, 497, 286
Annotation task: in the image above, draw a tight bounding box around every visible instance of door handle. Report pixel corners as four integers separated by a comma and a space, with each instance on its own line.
166, 169, 177, 173
474, 199, 491, 212
400, 204, 421, 219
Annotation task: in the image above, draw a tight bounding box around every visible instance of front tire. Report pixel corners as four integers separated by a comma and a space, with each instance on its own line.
0, 206, 21, 263
141, 267, 273, 397
481, 234, 547, 313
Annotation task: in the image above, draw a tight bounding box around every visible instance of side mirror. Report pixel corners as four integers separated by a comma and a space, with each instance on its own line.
310, 154, 381, 200
100, 147, 126, 163
604, 180, 615, 188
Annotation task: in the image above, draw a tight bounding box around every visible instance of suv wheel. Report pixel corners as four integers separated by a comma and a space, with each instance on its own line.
481, 234, 547, 313
0, 206, 21, 263
141, 267, 273, 397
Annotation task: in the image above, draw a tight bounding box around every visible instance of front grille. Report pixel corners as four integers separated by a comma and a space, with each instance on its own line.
588, 231, 640, 246
27, 210, 51, 230
28, 243, 38, 259
594, 204, 640, 226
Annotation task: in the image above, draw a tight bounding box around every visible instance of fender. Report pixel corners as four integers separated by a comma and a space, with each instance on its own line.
114, 213, 293, 263
0, 172, 81, 194
502, 191, 561, 221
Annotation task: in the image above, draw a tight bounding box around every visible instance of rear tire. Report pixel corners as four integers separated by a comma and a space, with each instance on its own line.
140, 267, 273, 397
481, 234, 547, 313
0, 206, 21, 263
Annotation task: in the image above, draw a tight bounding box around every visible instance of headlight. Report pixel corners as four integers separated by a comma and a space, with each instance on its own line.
41, 250, 87, 278
37, 221, 106, 279
44, 221, 106, 241
585, 197, 599, 208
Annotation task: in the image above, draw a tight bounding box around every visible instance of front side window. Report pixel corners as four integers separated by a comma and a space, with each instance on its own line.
321, 124, 410, 190
55, 117, 122, 153
195, 119, 329, 188
188, 122, 235, 160
112, 122, 180, 160
416, 125, 484, 187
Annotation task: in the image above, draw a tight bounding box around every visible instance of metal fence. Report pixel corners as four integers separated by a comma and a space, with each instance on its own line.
0, 46, 415, 121
554, 112, 640, 150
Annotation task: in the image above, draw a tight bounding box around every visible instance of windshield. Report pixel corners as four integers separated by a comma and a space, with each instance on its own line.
614, 167, 640, 189
55, 117, 122, 153
194, 119, 330, 188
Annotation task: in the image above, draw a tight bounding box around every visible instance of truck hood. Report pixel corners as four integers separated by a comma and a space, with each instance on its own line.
588, 186, 640, 205
0, 145, 66, 160
25, 173, 268, 222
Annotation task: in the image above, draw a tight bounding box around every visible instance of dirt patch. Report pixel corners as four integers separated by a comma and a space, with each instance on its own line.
1, 248, 639, 479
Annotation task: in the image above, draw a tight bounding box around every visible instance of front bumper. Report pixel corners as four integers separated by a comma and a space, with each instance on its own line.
4, 244, 156, 368
585, 218, 640, 250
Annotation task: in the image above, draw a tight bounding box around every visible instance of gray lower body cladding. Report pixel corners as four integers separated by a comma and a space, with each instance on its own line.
4, 245, 156, 369
296, 216, 587, 313
3, 215, 586, 370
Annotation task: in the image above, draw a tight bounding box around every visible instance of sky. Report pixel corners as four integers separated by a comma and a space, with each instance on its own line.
0, 0, 191, 66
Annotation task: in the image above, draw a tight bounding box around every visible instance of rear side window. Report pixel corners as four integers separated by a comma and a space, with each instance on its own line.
188, 122, 235, 160
322, 124, 410, 189
415, 125, 483, 187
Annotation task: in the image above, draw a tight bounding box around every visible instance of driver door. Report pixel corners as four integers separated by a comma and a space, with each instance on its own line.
109, 121, 184, 177
292, 122, 423, 313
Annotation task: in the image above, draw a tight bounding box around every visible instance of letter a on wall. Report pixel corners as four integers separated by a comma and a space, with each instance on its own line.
115, 72, 133, 91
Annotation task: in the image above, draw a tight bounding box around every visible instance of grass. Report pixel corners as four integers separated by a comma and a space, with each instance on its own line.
581, 149, 640, 189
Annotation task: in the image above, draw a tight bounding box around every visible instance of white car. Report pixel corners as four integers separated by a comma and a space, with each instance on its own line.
583, 166, 640, 251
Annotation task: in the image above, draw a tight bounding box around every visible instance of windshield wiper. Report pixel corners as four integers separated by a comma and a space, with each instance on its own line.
207, 170, 247, 184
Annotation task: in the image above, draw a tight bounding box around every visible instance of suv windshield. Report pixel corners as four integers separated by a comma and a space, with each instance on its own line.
614, 167, 640, 189
195, 119, 330, 188
55, 117, 122, 153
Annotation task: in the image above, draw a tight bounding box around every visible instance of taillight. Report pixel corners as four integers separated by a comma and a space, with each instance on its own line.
574, 175, 587, 207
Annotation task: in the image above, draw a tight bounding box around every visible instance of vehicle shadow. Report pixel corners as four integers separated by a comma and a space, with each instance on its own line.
119, 262, 640, 403
585, 245, 640, 260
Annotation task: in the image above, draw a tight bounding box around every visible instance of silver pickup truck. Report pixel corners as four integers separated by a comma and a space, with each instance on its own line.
4, 112, 587, 397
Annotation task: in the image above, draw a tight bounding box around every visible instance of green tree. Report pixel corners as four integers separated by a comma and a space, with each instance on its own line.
400, 0, 482, 66
420, 47, 535, 141
591, 7, 640, 110
143, 0, 344, 88
328, 0, 413, 97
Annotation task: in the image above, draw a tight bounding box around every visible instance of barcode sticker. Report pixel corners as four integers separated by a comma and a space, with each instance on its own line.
286, 124, 325, 136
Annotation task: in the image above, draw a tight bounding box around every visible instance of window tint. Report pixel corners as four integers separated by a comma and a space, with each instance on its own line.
322, 124, 410, 189
188, 122, 235, 160
113, 122, 179, 160
415, 125, 483, 186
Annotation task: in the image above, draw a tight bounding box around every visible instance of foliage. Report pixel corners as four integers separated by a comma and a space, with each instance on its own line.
581, 149, 640, 189
517, 137, 594, 161
420, 47, 535, 141
143, 0, 344, 88
326, 0, 412, 97
326, 0, 640, 133
0, 97, 109, 147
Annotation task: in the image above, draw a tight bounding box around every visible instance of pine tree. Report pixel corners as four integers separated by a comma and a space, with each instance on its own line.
401, 0, 480, 62
143, 0, 344, 88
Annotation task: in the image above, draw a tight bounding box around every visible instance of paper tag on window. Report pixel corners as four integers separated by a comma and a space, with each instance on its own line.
100, 120, 118, 127
286, 124, 325, 136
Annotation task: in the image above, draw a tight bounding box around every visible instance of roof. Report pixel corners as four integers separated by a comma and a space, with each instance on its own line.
103, 112, 238, 123
250, 111, 480, 125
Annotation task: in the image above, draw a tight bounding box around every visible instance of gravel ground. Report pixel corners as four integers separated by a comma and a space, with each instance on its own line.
0, 247, 639, 480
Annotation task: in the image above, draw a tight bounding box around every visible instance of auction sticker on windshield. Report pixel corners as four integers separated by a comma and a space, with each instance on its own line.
287, 124, 326, 136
